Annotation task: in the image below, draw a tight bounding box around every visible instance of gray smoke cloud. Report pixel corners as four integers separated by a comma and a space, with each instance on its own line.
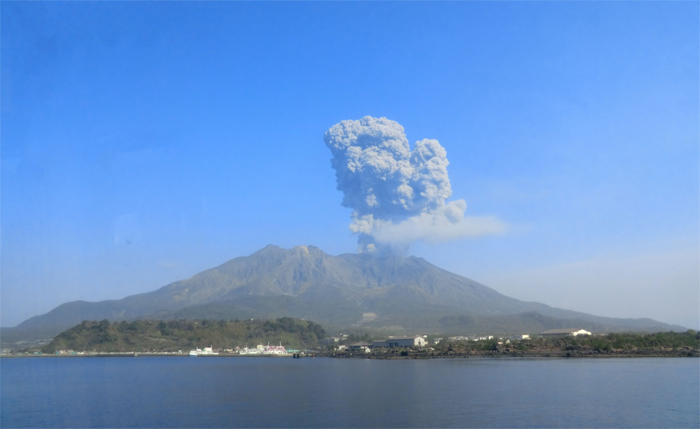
324, 116, 504, 254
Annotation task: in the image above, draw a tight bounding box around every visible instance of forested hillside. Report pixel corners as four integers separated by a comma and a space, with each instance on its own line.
41, 318, 325, 353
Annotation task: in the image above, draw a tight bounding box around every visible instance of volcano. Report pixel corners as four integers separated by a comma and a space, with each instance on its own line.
11, 245, 686, 339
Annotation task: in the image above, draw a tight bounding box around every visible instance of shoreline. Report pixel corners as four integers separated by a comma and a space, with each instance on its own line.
3, 350, 698, 359
320, 347, 699, 359
0, 353, 299, 358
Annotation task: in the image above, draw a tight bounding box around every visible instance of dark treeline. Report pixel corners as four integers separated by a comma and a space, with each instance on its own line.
435, 330, 699, 354
41, 318, 326, 353
323, 330, 699, 359
564, 331, 699, 351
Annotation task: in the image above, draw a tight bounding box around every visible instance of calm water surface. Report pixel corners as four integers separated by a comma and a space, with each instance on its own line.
1, 357, 698, 428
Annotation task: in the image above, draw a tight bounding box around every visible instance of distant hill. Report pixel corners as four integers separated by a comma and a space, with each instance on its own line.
41, 318, 325, 353
9, 245, 686, 343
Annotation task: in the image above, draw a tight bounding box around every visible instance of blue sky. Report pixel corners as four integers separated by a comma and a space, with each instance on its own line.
2, 2, 698, 328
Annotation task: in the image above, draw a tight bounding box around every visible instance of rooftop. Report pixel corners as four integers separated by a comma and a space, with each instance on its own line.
542, 329, 585, 334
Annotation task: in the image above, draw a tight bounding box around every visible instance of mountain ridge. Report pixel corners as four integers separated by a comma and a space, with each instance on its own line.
12, 245, 687, 337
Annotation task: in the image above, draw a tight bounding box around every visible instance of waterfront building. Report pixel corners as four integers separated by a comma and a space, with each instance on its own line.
509, 334, 530, 341
541, 329, 592, 339
347, 342, 371, 352
371, 336, 427, 348
320, 337, 340, 346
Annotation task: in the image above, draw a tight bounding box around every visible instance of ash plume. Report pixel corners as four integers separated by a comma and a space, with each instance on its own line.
324, 116, 504, 254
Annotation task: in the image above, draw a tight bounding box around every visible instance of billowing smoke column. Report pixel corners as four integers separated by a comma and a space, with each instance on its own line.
324, 116, 503, 254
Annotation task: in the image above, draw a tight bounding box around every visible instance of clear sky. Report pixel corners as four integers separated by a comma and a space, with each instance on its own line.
2, 2, 698, 329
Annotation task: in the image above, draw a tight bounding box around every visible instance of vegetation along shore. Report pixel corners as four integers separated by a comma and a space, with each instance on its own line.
2, 318, 697, 359
322, 331, 699, 359
35, 318, 325, 355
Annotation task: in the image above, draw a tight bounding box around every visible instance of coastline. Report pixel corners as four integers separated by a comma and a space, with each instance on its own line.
320, 347, 699, 359
0, 353, 297, 358
3, 349, 698, 359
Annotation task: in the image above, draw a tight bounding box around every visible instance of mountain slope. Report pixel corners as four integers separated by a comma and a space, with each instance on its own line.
14, 245, 686, 334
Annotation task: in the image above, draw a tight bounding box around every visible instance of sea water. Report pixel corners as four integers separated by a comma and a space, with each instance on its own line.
2, 357, 698, 428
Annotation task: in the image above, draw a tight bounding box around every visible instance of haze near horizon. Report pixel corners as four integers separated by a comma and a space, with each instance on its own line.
2, 2, 698, 329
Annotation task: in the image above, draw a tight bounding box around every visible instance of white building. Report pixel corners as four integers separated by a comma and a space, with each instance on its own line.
509, 334, 530, 341
448, 336, 468, 342
541, 329, 592, 339
347, 342, 371, 353
190, 345, 218, 356
372, 336, 427, 348
200, 346, 218, 355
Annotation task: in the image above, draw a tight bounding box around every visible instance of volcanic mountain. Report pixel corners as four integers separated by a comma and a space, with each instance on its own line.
11, 245, 685, 340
